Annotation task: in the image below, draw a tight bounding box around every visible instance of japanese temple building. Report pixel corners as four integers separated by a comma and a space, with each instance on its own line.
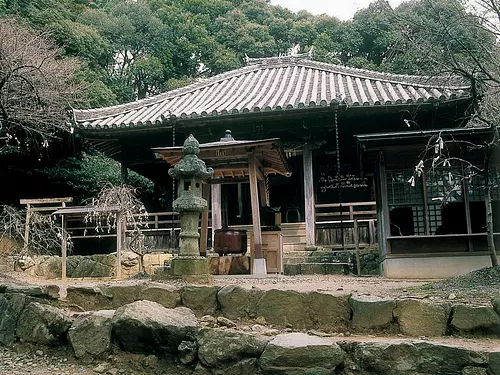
73, 55, 499, 278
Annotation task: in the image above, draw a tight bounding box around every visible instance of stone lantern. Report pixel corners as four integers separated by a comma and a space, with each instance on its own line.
168, 134, 214, 281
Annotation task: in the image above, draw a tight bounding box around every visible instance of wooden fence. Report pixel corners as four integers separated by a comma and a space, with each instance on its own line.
62, 202, 378, 252
315, 201, 377, 249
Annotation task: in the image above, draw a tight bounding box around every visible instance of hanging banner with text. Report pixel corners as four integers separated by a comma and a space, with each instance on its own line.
319, 174, 368, 193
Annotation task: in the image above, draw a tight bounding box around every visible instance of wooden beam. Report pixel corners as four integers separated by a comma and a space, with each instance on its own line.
303, 141, 316, 246
249, 153, 263, 261
209, 177, 250, 185
20, 197, 73, 204
200, 185, 210, 255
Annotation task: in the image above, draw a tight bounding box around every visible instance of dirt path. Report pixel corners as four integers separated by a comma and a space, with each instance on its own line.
0, 271, 430, 300
1, 270, 500, 374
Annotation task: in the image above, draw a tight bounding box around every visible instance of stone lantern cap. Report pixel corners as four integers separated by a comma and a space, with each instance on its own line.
168, 134, 214, 180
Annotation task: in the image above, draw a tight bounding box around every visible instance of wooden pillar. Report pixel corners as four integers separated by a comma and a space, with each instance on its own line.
116, 212, 122, 280
249, 152, 266, 275
121, 162, 129, 184
303, 141, 316, 247
238, 183, 243, 222
354, 219, 361, 275
462, 172, 474, 251
376, 151, 390, 256
421, 172, 431, 235
258, 180, 269, 207
23, 204, 32, 252
211, 184, 222, 246
200, 184, 210, 255
61, 215, 67, 281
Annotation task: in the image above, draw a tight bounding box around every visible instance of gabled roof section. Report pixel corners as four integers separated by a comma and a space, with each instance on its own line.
153, 131, 291, 178
74, 56, 470, 130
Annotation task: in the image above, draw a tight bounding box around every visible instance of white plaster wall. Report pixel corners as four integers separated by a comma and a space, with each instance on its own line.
382, 255, 495, 279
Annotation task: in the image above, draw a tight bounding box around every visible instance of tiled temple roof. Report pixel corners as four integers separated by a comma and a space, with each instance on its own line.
74, 56, 470, 130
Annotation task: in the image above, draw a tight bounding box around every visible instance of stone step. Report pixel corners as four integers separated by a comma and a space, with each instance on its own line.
283, 243, 307, 252
283, 251, 353, 265
282, 235, 307, 244
284, 262, 350, 276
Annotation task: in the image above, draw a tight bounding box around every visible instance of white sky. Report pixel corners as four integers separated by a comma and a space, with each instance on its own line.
270, 0, 406, 20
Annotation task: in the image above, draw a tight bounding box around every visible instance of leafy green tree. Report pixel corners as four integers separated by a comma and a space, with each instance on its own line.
351, 0, 398, 66
289, 19, 317, 49
40, 152, 154, 203
268, 17, 293, 55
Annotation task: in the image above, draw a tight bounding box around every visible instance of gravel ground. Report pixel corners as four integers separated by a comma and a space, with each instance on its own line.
405, 266, 500, 304
0, 344, 192, 375
0, 345, 95, 375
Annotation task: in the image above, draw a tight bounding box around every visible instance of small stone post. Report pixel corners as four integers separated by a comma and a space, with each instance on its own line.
168, 134, 214, 282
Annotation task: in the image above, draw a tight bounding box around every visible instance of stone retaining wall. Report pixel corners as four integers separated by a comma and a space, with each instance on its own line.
0, 282, 499, 375
9, 252, 172, 278
63, 283, 500, 337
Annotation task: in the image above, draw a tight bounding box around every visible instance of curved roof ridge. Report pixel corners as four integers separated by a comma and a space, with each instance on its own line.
245, 56, 467, 89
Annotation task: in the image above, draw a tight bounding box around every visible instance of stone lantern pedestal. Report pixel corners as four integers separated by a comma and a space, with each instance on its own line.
159, 134, 214, 283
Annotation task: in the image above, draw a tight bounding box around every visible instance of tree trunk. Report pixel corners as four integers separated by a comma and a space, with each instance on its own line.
485, 183, 498, 266
484, 150, 499, 267
138, 254, 145, 274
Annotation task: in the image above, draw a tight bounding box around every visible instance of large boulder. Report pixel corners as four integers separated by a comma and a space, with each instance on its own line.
70, 255, 115, 278
197, 328, 268, 368
341, 339, 487, 375
462, 367, 488, 375
140, 283, 181, 308
492, 297, 500, 316
255, 289, 310, 329
181, 286, 220, 316
111, 300, 197, 355
350, 295, 395, 330
259, 333, 345, 375
66, 285, 112, 311
68, 310, 114, 358
0, 293, 26, 346
33, 256, 61, 278
217, 285, 262, 320
451, 305, 500, 332
178, 340, 198, 364
489, 351, 500, 375
212, 358, 259, 375
307, 292, 351, 331
5, 284, 60, 300
16, 302, 73, 345
102, 283, 142, 308
394, 299, 451, 337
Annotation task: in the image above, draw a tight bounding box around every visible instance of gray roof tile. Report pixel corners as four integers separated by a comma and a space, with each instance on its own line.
74, 57, 470, 130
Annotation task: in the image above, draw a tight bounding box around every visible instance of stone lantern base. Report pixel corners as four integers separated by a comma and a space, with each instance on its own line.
153, 256, 212, 284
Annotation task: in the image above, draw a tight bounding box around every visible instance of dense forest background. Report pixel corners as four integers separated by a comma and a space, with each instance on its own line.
0, 0, 493, 207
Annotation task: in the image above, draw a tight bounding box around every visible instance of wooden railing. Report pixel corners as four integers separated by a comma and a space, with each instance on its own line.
315, 201, 377, 249
315, 201, 377, 223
